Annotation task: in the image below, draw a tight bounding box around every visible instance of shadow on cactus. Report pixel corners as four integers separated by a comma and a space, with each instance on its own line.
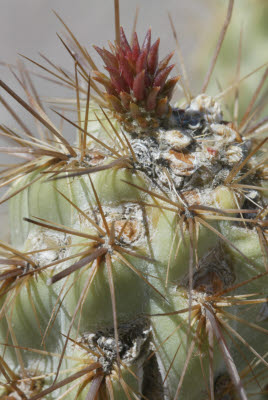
0, 0, 267, 399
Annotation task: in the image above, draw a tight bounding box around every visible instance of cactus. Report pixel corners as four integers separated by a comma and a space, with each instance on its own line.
0, 1, 267, 399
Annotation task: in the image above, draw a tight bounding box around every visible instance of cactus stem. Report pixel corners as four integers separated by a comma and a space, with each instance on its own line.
152, 270, 268, 399
0, 1, 267, 398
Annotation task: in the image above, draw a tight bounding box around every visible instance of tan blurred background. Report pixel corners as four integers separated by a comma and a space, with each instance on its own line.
1, 0, 267, 125
0, 0, 217, 126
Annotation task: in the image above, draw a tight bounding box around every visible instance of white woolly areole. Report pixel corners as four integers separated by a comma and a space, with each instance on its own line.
188, 94, 223, 123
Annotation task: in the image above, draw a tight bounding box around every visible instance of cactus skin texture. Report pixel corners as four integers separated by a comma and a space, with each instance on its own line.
0, 1, 267, 399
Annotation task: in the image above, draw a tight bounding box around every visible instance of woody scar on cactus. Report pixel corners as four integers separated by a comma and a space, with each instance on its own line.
0, 0, 267, 399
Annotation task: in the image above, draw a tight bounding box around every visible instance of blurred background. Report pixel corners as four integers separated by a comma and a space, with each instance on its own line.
0, 0, 215, 125
0, 0, 267, 124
